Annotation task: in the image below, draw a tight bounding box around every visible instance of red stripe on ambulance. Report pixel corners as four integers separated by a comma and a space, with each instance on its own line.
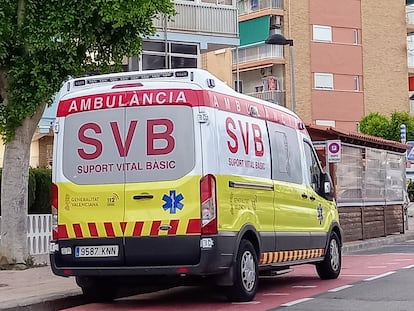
120, 222, 127, 234
132, 222, 144, 236
104, 222, 115, 237
57, 89, 197, 117
168, 220, 179, 235
150, 221, 162, 236
186, 219, 201, 234
58, 224, 69, 239
57, 89, 304, 132
73, 224, 83, 238
88, 223, 98, 237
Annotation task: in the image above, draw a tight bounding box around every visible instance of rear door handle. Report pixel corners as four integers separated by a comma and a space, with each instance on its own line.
301, 193, 308, 199
133, 194, 154, 200
309, 196, 316, 201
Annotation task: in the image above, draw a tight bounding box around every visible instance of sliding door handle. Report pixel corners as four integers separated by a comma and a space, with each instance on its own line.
133, 194, 154, 200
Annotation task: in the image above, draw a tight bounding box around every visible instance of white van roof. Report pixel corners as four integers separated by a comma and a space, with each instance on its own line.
58, 68, 299, 119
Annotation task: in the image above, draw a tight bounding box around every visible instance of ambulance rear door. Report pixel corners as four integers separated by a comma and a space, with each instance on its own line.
57, 89, 127, 265
123, 88, 202, 266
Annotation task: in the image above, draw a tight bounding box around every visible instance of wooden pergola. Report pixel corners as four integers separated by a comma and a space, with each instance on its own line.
307, 124, 410, 242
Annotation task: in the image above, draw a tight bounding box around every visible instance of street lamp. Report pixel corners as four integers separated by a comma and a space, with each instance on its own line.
265, 34, 296, 113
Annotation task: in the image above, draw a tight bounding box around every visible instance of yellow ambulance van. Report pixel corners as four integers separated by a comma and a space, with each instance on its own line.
50, 68, 342, 302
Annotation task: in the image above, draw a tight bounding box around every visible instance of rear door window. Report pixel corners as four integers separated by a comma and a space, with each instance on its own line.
63, 108, 126, 185
125, 106, 195, 183
62, 106, 195, 184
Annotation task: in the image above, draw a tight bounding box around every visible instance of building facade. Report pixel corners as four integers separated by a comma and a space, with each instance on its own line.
225, 0, 409, 132
0, 0, 240, 168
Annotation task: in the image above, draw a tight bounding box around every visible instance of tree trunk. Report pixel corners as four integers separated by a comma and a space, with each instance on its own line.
0, 104, 46, 264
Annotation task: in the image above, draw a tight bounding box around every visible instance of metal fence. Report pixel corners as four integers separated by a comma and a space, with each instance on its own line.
153, 2, 238, 37
0, 214, 51, 255
335, 144, 405, 206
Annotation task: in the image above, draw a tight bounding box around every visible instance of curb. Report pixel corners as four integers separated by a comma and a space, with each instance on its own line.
0, 291, 83, 311
342, 231, 414, 254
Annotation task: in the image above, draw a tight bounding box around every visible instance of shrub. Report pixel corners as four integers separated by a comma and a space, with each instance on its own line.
0, 168, 51, 215
31, 168, 52, 214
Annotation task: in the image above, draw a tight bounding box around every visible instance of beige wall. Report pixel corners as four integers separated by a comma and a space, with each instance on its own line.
0, 139, 42, 168
289, 0, 312, 123
202, 48, 233, 86
361, 0, 409, 115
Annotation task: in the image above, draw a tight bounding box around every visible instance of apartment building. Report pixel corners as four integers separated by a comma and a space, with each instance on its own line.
217, 0, 409, 132
0, 0, 240, 167
407, 4, 414, 110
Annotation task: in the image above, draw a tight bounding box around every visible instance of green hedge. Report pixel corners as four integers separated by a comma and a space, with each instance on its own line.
0, 168, 51, 215
409, 179, 414, 202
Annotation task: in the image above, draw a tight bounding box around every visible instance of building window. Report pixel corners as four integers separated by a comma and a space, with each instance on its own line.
142, 54, 167, 70
354, 76, 360, 91
314, 73, 334, 90
312, 25, 332, 42
234, 80, 243, 93
130, 41, 199, 71
353, 29, 358, 45
315, 120, 336, 127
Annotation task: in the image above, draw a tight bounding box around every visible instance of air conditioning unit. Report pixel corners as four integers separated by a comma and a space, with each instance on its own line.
270, 15, 282, 29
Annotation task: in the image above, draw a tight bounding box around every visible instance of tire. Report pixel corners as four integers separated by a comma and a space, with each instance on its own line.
316, 231, 341, 280
76, 276, 118, 302
225, 239, 258, 302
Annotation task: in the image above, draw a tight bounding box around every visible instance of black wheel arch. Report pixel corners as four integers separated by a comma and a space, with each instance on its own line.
231, 224, 261, 264
326, 222, 343, 251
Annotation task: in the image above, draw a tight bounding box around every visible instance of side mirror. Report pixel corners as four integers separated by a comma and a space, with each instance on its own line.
319, 172, 334, 201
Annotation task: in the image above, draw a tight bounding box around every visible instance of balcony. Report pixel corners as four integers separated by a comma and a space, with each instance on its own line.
153, 1, 238, 50
247, 90, 286, 106
238, 0, 283, 15
407, 9, 414, 33
233, 42, 284, 65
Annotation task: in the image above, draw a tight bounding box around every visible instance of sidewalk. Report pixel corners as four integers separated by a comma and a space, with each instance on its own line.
2, 210, 414, 311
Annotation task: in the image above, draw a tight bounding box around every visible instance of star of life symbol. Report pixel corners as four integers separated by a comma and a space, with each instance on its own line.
162, 190, 184, 214
317, 205, 323, 224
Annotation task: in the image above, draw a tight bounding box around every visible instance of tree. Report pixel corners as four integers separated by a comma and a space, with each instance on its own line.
0, 0, 175, 264
389, 111, 414, 142
359, 112, 414, 142
359, 113, 391, 139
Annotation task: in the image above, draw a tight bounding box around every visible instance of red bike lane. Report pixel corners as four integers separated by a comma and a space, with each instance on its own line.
63, 253, 414, 311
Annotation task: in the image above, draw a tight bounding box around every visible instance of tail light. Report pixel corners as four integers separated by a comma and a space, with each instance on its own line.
200, 174, 217, 235
51, 183, 59, 240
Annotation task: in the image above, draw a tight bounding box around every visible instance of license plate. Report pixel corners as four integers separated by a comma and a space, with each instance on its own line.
75, 245, 119, 258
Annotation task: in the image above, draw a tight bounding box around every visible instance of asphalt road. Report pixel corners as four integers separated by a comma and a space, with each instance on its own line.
267, 240, 414, 311
60, 240, 414, 311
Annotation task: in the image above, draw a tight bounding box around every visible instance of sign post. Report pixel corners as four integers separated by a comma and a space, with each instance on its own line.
401, 124, 407, 144
327, 140, 341, 163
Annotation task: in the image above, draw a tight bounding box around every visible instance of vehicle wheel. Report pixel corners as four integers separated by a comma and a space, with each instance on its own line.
316, 231, 341, 279
225, 239, 258, 302
76, 276, 118, 302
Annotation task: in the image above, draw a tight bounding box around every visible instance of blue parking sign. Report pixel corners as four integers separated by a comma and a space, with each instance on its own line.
407, 141, 414, 161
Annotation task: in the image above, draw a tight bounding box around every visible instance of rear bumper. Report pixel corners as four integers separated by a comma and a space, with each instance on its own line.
50, 234, 236, 278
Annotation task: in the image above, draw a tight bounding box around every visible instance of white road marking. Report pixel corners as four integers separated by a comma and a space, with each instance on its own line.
328, 285, 354, 292
280, 298, 314, 307
262, 293, 290, 296
403, 264, 414, 269
367, 266, 387, 269
364, 271, 395, 281
394, 258, 413, 261
342, 274, 375, 277
291, 285, 317, 288
232, 301, 261, 305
